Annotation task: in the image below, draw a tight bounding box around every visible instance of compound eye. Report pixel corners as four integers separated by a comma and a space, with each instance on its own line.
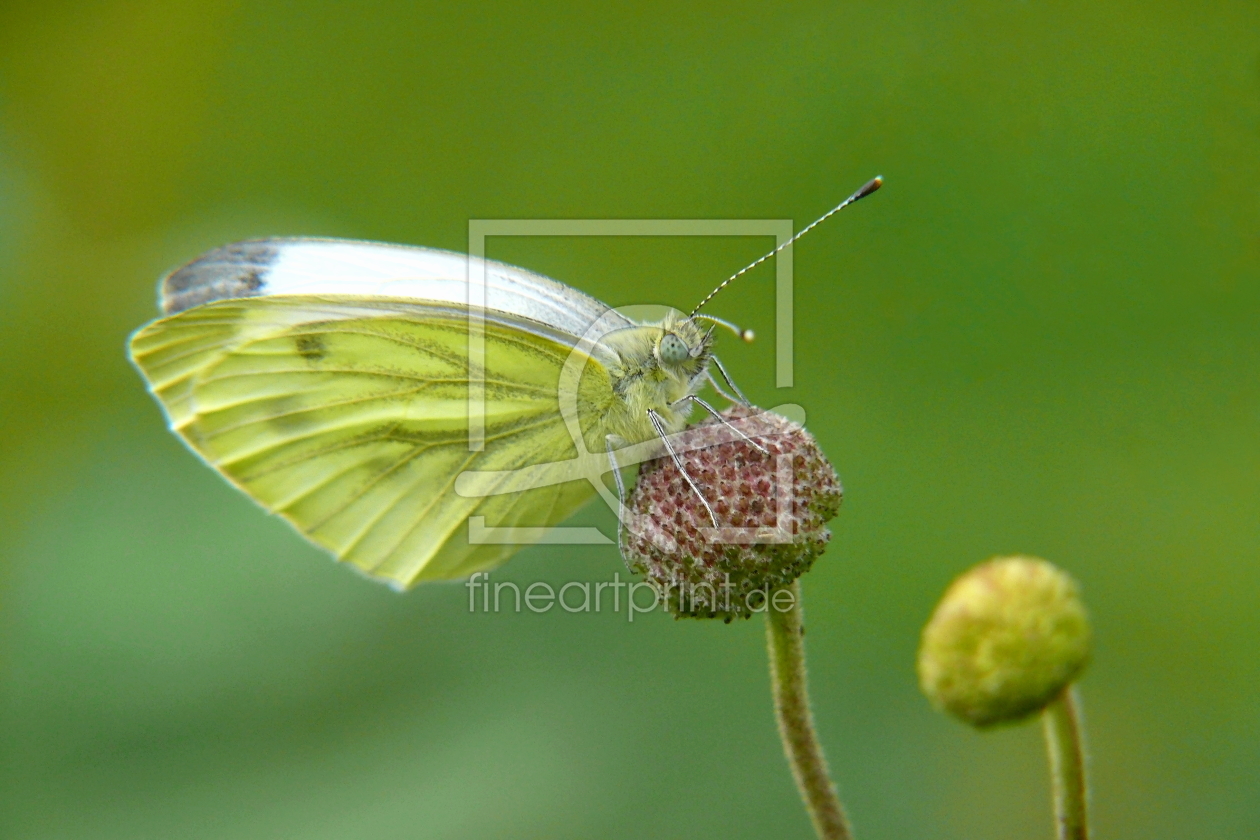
658, 333, 691, 364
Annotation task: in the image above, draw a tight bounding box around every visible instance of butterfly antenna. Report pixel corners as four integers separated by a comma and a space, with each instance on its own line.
692, 313, 755, 343
689, 175, 883, 317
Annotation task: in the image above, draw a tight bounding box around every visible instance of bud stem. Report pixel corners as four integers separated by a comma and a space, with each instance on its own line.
1042, 687, 1090, 840
765, 581, 854, 840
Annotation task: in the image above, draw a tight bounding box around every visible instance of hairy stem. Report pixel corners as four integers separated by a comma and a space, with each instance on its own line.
765, 580, 853, 840
1042, 687, 1089, 840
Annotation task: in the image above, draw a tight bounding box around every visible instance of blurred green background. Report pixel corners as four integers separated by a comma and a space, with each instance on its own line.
1, 2, 1257, 838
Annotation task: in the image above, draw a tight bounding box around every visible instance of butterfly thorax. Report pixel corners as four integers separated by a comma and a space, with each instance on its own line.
597, 313, 713, 444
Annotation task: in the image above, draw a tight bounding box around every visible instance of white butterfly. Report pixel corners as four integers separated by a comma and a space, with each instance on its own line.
128, 179, 881, 589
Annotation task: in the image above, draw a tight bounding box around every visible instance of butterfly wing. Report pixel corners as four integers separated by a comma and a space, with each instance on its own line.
156, 237, 632, 336
130, 239, 632, 588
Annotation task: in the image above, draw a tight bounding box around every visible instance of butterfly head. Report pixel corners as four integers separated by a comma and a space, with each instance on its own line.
653, 314, 714, 374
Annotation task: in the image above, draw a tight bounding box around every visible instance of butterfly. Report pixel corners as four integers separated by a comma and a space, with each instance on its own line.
128, 178, 880, 589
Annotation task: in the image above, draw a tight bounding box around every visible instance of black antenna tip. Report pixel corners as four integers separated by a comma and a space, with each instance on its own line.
857, 176, 883, 199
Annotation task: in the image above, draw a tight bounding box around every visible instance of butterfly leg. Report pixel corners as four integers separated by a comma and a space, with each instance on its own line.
672, 394, 768, 454
708, 354, 751, 405
604, 434, 629, 548
647, 408, 719, 527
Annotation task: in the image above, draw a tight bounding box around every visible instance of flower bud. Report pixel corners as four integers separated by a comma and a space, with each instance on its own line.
918, 556, 1092, 727
620, 405, 842, 621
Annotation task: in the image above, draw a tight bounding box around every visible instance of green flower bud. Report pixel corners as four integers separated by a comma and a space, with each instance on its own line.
918, 556, 1091, 727
621, 405, 842, 621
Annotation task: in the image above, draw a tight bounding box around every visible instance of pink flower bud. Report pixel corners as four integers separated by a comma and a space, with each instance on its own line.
621, 406, 842, 621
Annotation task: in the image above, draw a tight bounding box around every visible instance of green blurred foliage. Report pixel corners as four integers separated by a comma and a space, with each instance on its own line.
1, 2, 1257, 838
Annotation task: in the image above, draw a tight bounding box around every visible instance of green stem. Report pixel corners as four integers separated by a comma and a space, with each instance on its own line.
765, 580, 853, 840
1042, 687, 1089, 840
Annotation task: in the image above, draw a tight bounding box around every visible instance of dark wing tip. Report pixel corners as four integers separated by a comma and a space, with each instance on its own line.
159, 239, 281, 314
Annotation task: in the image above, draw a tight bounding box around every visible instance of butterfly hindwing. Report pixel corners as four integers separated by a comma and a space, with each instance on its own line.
129, 295, 616, 587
